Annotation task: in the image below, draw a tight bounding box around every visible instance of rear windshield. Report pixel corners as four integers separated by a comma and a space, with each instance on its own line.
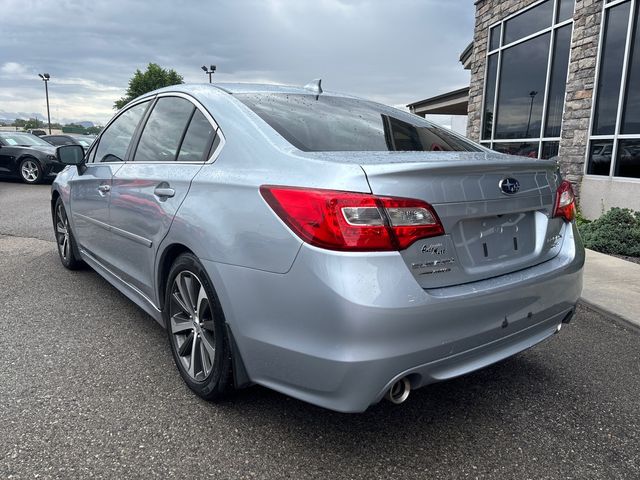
235, 93, 482, 153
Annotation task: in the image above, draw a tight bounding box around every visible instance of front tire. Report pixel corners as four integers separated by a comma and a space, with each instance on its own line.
19, 158, 43, 184
165, 253, 233, 400
54, 197, 84, 270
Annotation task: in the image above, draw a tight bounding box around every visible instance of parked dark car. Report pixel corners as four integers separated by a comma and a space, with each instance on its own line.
28, 129, 47, 137
42, 134, 96, 152
0, 131, 65, 183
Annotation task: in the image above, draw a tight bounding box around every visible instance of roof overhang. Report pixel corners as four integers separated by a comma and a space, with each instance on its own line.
407, 87, 469, 116
459, 42, 473, 70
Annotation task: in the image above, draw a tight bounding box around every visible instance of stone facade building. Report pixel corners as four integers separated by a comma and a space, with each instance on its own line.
423, 0, 640, 218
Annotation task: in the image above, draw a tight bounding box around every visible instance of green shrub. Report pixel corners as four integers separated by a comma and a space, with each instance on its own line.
578, 207, 640, 257
575, 210, 591, 228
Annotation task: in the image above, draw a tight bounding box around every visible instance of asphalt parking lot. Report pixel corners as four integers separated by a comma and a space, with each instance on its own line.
1, 180, 639, 479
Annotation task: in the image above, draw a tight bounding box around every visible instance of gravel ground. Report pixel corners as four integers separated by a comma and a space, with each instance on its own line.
1, 181, 639, 479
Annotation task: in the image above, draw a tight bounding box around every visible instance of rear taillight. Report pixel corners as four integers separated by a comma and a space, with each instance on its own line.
553, 180, 576, 222
260, 186, 444, 251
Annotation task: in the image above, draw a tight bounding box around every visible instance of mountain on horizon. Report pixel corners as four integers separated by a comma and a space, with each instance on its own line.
0, 112, 96, 127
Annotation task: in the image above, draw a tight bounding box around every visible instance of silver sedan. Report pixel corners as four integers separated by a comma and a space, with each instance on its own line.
51, 82, 584, 412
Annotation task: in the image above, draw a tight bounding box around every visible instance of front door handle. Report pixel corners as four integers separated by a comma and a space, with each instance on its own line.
97, 184, 111, 193
154, 186, 175, 198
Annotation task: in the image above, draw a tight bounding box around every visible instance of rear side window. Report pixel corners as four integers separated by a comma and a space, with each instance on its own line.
235, 93, 482, 152
177, 109, 216, 162
46, 136, 68, 146
94, 101, 150, 162
134, 97, 194, 162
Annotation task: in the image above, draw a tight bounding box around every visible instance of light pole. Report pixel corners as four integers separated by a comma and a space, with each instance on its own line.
525, 90, 538, 138
201, 65, 216, 83
38, 73, 52, 134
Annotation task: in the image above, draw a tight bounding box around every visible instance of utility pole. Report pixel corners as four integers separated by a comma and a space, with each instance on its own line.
38, 73, 52, 134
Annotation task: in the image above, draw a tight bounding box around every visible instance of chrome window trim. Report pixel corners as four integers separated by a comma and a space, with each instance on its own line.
585, 0, 640, 179
481, 0, 575, 157
86, 91, 226, 166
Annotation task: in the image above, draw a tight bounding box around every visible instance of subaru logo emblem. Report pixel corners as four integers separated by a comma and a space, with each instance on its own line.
499, 178, 520, 195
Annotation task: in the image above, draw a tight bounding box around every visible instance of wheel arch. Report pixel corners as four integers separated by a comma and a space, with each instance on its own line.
51, 189, 61, 219
156, 243, 195, 313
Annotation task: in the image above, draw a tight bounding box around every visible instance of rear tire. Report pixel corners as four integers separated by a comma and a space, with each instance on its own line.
54, 197, 84, 270
19, 157, 43, 184
165, 253, 233, 400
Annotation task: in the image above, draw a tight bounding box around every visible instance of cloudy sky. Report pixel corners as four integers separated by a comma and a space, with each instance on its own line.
0, 0, 473, 125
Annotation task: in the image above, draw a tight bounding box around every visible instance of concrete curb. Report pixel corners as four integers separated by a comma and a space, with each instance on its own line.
578, 298, 640, 335
581, 249, 640, 331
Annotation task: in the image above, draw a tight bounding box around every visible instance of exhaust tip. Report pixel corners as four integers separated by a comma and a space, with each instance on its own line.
385, 377, 411, 405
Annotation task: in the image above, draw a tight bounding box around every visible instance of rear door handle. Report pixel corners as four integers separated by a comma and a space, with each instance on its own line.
154, 187, 175, 198
97, 184, 111, 193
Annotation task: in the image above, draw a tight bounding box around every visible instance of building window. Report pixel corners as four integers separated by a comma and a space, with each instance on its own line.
588, 0, 640, 179
482, 0, 575, 159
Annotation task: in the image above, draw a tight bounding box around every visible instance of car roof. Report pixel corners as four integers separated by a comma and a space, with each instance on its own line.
147, 82, 362, 102
214, 82, 346, 95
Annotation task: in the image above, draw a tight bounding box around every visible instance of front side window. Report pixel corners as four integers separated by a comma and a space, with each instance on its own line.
481, 0, 574, 159
94, 100, 150, 163
134, 97, 195, 162
236, 93, 481, 152
588, 1, 640, 178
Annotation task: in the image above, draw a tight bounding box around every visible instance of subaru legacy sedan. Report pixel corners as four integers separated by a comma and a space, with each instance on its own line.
51, 82, 584, 412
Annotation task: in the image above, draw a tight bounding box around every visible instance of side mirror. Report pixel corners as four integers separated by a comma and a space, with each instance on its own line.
57, 144, 85, 165
57, 144, 86, 174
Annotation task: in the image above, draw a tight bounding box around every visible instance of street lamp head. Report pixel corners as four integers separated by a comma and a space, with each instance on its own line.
38, 73, 44, 79
529, 90, 538, 98
201, 66, 208, 72
44, 73, 50, 79
210, 65, 216, 72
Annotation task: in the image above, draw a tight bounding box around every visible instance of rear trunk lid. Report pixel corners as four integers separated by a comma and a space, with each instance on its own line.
357, 151, 565, 288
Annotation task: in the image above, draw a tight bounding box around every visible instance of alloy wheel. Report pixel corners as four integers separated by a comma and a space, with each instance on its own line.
169, 271, 216, 381
21, 160, 40, 182
55, 203, 70, 261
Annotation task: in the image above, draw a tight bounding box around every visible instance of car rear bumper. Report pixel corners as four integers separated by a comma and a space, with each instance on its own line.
203, 222, 584, 413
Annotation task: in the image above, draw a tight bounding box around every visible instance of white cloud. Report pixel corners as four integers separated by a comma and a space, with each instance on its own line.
0, 0, 474, 124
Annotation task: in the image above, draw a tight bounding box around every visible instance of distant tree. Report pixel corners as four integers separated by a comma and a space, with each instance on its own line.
62, 123, 86, 134
23, 118, 42, 130
60, 123, 104, 135
85, 125, 103, 135
114, 63, 184, 110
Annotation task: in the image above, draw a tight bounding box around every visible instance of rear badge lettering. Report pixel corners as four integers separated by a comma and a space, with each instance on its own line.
421, 243, 446, 255
546, 233, 563, 249
420, 268, 452, 276
412, 258, 455, 270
